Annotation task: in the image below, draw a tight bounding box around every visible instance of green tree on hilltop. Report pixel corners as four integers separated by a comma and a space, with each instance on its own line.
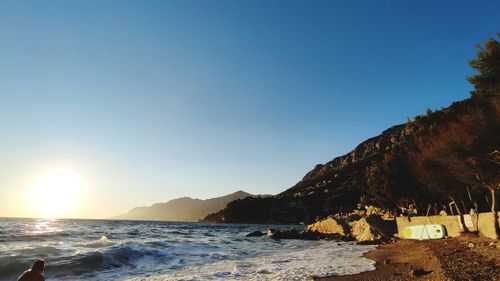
468, 34, 500, 98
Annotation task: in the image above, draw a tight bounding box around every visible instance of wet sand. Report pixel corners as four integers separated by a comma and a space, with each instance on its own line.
315, 234, 499, 281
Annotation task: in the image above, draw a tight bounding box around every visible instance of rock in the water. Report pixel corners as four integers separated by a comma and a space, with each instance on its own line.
306, 218, 348, 235
267, 228, 293, 238
267, 229, 303, 239
246, 231, 265, 237
355, 240, 380, 245
266, 229, 323, 240
267, 228, 277, 237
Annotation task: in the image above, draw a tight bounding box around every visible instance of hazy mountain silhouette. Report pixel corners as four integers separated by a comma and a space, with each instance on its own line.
114, 190, 253, 222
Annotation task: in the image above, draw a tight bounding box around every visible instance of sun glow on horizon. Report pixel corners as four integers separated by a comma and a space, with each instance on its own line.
28, 169, 85, 219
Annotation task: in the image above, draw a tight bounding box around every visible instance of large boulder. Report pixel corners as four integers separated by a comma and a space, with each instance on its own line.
366, 215, 396, 239
349, 215, 396, 241
306, 217, 349, 235
350, 218, 380, 241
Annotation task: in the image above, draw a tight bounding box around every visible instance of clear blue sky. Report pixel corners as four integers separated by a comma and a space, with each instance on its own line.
0, 0, 499, 218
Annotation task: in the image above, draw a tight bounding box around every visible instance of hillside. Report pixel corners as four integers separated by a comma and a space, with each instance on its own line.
115, 190, 252, 222
201, 95, 499, 224
202, 36, 500, 224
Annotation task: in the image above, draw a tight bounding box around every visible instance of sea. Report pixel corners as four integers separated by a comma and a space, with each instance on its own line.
0, 218, 376, 281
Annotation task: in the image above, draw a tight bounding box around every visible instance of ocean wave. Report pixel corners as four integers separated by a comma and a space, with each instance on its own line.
45, 241, 176, 279
125, 241, 376, 281
16, 245, 63, 256
1, 232, 73, 243
143, 240, 175, 248
0, 219, 376, 281
0, 241, 173, 281
75, 236, 115, 248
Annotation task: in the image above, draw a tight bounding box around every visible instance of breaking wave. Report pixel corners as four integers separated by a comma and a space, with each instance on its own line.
0, 219, 375, 281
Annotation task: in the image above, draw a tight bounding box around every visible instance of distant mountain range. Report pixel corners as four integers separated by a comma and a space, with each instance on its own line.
114, 190, 253, 222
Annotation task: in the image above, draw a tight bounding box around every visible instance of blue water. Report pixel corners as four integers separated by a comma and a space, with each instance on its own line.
0, 218, 375, 280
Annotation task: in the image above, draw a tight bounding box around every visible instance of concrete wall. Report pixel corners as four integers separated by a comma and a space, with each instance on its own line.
477, 212, 500, 239
396, 212, 500, 239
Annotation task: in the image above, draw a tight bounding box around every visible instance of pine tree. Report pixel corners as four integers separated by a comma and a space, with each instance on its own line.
468, 34, 500, 98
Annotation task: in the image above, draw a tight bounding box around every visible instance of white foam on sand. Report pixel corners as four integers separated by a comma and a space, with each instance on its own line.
127, 241, 376, 281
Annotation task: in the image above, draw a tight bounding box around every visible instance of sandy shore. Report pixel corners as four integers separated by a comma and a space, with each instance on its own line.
315, 234, 500, 281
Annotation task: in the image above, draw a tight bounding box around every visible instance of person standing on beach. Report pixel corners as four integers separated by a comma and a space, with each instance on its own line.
17, 259, 45, 281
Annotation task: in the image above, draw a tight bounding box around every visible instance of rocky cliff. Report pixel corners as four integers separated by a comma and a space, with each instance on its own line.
305, 125, 404, 181
202, 95, 499, 224
280, 124, 406, 198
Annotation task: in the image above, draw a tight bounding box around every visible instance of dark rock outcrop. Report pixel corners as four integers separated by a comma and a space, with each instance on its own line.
245, 231, 266, 237
265, 229, 344, 241
294, 124, 405, 189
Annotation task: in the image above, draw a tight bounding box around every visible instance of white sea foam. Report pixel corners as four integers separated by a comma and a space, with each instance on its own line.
78, 235, 114, 248
127, 241, 376, 281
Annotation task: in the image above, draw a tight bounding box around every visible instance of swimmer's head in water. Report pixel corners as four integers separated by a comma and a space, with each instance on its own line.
31, 259, 45, 273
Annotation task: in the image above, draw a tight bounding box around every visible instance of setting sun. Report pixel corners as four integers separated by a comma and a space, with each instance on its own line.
28, 169, 85, 218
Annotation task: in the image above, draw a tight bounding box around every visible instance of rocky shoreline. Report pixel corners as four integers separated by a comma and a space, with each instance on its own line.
315, 233, 499, 281
245, 206, 397, 242
243, 205, 499, 281
245, 228, 499, 280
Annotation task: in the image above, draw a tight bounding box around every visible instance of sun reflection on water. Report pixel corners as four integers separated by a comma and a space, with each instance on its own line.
28, 219, 62, 236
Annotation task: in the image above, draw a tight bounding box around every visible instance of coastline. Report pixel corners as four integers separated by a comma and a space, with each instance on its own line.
315, 234, 499, 281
